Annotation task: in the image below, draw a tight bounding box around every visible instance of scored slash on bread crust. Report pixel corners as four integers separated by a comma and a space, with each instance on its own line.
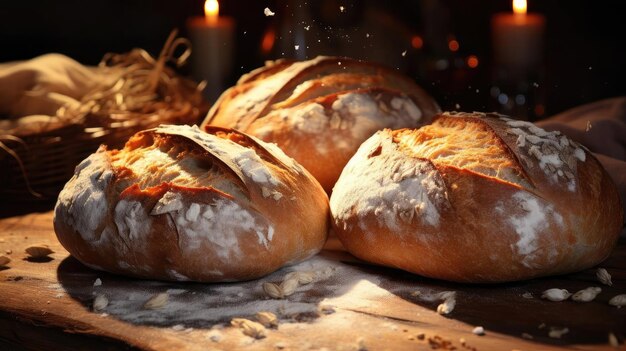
200, 56, 440, 193
53, 125, 329, 282
330, 112, 623, 283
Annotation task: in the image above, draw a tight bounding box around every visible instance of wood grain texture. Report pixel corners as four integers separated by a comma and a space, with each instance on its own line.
0, 211, 624, 350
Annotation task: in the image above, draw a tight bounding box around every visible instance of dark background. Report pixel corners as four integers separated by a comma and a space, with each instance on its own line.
1, 0, 624, 120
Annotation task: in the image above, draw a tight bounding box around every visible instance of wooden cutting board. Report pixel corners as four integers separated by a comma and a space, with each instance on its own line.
0, 211, 624, 351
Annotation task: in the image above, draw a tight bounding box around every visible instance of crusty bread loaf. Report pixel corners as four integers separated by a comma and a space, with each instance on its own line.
200, 56, 440, 192
330, 112, 623, 283
54, 125, 329, 282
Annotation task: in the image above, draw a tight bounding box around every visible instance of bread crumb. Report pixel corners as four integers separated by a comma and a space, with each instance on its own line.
280, 277, 299, 296
207, 328, 223, 342
609, 332, 620, 347
231, 318, 267, 339
472, 326, 485, 336
25, 245, 54, 259
548, 327, 569, 339
572, 287, 601, 302
263, 282, 284, 299
255, 311, 278, 328
93, 294, 108, 311
427, 335, 454, 349
541, 288, 571, 301
319, 305, 335, 315
437, 295, 456, 315
596, 268, 612, 286
608, 294, 626, 307
143, 293, 169, 310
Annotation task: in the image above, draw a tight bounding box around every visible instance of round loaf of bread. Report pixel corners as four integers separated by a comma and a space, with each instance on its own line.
200, 56, 440, 192
54, 125, 329, 282
330, 112, 623, 283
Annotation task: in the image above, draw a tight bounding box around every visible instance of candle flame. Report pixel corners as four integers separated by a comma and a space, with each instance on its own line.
513, 0, 527, 15
205, 0, 219, 23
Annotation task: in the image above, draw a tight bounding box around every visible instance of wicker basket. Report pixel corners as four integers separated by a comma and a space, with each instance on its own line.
1, 125, 100, 201
1, 34, 209, 203
0, 110, 204, 203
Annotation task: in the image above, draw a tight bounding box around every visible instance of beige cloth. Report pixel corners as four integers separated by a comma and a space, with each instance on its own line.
0, 54, 102, 135
0, 53, 99, 118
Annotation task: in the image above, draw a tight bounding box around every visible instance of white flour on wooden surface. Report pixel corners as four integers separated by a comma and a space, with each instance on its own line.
55, 251, 460, 329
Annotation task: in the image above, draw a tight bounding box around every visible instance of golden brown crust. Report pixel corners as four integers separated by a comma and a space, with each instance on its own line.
53, 125, 329, 282
330, 112, 623, 283
201, 56, 440, 193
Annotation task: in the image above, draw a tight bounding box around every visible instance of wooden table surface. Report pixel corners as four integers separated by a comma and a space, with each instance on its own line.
0, 210, 624, 351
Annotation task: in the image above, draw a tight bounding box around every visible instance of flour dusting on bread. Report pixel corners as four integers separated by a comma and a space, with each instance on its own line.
163, 198, 274, 259
153, 124, 282, 190
114, 199, 151, 243
55, 147, 112, 242
331, 131, 446, 235
507, 192, 563, 268
151, 191, 184, 215
501, 116, 586, 191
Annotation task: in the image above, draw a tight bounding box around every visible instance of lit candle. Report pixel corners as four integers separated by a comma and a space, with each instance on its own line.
187, 0, 235, 102
492, 0, 545, 68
